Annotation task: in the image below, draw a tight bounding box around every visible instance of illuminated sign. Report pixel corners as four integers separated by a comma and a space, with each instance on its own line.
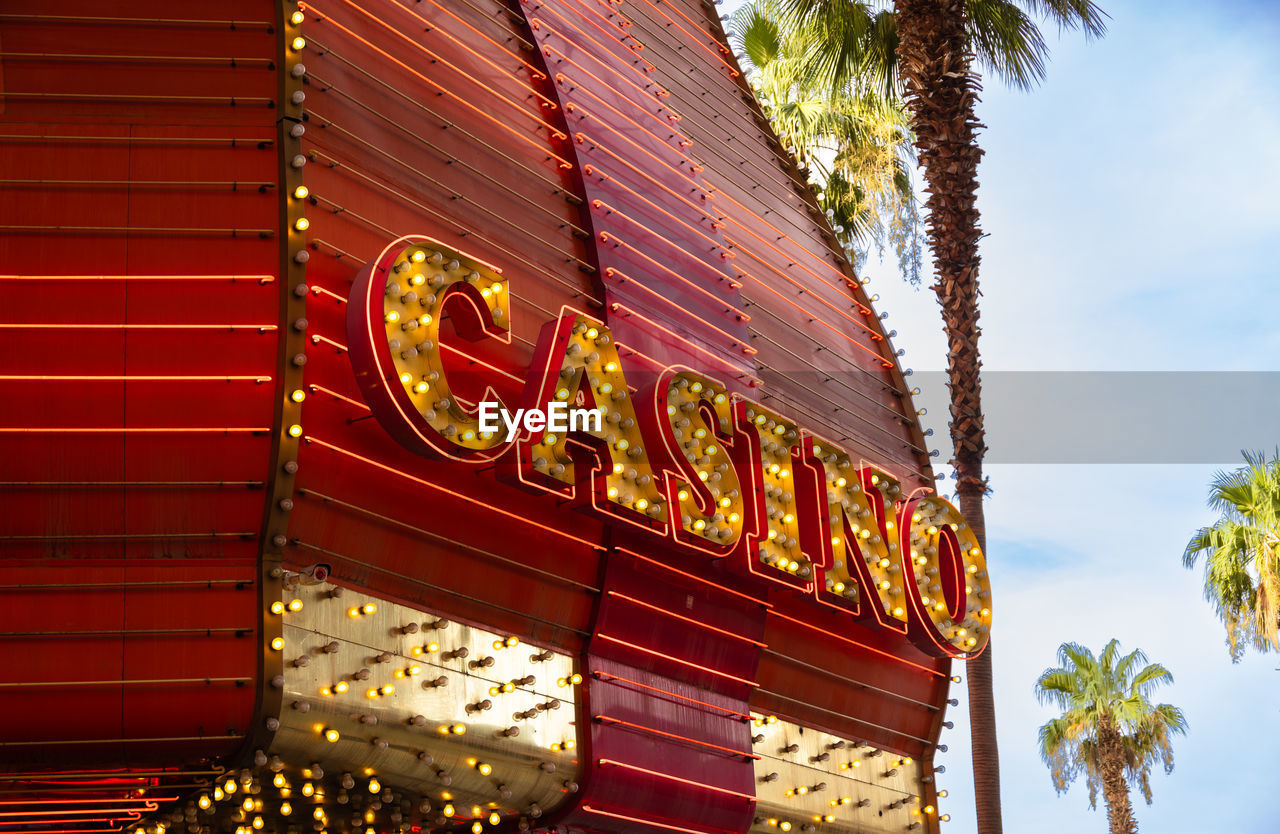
349, 236, 992, 660
477, 401, 604, 443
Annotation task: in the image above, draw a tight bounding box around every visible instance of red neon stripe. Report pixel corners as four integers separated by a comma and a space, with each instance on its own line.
0, 813, 143, 822
532, 9, 667, 102
0, 797, 173, 807
731, 265, 889, 367
310, 284, 348, 304
438, 341, 524, 385
592, 670, 751, 720
605, 269, 749, 349
712, 188, 873, 316
336, 0, 561, 113
0, 798, 175, 803
0, 274, 274, 282
306, 436, 605, 550
552, 0, 659, 76
608, 304, 759, 382
545, 47, 679, 137
302, 2, 573, 162
0, 427, 266, 434
727, 233, 880, 337
307, 384, 370, 411
615, 344, 668, 372
637, 0, 737, 76
594, 634, 757, 688
606, 591, 766, 647
615, 546, 772, 608
765, 609, 945, 678
601, 225, 738, 291
577, 133, 721, 225
580, 805, 732, 834
0, 375, 270, 382
593, 714, 759, 759
389, 0, 551, 84
589, 174, 728, 257
0, 806, 154, 817
569, 102, 699, 182
596, 759, 755, 801
0, 829, 135, 834
0, 323, 276, 330
310, 333, 349, 352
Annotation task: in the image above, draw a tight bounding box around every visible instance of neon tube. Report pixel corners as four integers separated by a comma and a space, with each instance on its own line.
605, 267, 748, 341
0, 323, 275, 330
0, 427, 267, 434
713, 188, 873, 316
309, 285, 347, 304
601, 225, 738, 294
325, 0, 563, 122
306, 384, 370, 411
596, 759, 755, 800
592, 671, 751, 720
615, 546, 772, 607
594, 635, 758, 688
531, 9, 667, 102
608, 303, 759, 381
309, 333, 349, 353
606, 591, 766, 647
593, 714, 759, 758
580, 805, 730, 834
765, 609, 945, 678
296, 5, 573, 168
0, 375, 270, 382
306, 436, 606, 550
0, 274, 274, 283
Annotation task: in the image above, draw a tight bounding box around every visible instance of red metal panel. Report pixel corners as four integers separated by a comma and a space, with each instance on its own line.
288, 0, 604, 647
0, 0, 278, 777
0, 0, 960, 829
522, 0, 755, 381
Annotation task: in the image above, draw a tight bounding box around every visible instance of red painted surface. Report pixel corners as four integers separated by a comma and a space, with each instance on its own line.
0, 0, 953, 829
0, 0, 276, 819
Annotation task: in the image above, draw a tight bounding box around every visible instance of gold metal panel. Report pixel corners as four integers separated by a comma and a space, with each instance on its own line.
274, 582, 583, 816
749, 715, 943, 834
175, 581, 583, 832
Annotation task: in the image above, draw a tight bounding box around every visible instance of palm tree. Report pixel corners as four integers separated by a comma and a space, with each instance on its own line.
777, 2, 1107, 830
1035, 639, 1187, 834
730, 0, 924, 284
1183, 450, 1280, 661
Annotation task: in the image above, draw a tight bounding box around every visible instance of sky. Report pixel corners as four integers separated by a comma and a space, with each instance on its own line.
853, 0, 1280, 831
730, 0, 1280, 830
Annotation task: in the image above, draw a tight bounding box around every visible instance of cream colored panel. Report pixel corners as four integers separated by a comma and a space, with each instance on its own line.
749, 715, 944, 834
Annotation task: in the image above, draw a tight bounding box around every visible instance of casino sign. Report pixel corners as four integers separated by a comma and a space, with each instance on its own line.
348, 237, 991, 661
0, 2, 989, 834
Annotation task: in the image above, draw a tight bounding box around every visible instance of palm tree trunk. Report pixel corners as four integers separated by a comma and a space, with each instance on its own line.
892, 0, 1000, 831
1097, 714, 1138, 834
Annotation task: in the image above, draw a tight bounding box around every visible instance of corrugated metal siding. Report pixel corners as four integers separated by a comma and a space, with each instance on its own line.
0, 0, 276, 765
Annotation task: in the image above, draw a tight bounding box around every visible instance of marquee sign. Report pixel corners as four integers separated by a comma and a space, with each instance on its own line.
0, 0, 982, 829
349, 237, 992, 661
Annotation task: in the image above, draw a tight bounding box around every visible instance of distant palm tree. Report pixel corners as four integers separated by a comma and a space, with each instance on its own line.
730, 0, 923, 283
1184, 450, 1280, 660
779, 2, 1108, 830
1035, 639, 1187, 834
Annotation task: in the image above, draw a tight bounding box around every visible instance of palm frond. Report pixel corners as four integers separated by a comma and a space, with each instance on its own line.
1019, 0, 1109, 37
1034, 639, 1183, 812
966, 0, 1049, 90
1183, 450, 1280, 659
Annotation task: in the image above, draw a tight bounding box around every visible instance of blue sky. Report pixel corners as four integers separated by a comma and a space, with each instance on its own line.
854, 0, 1280, 830
727, 0, 1278, 829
